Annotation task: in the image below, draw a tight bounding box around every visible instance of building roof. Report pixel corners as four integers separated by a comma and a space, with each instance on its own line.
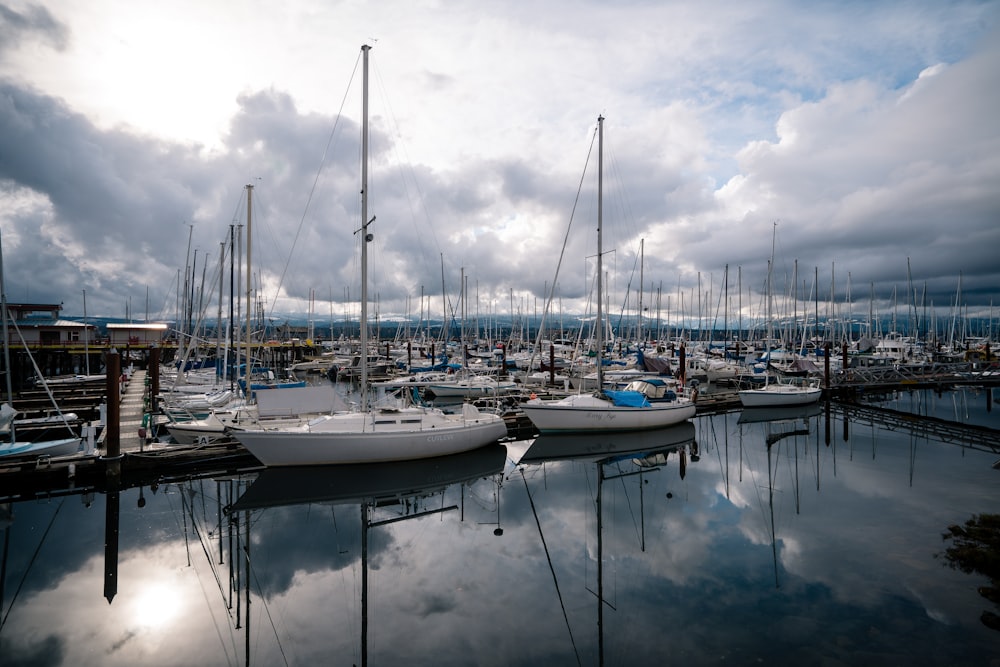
106, 322, 169, 331
8, 319, 93, 329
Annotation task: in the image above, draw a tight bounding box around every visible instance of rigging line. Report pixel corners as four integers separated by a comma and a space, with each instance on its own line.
519, 468, 583, 667
10, 322, 79, 437
610, 460, 644, 547
602, 133, 641, 242
613, 240, 644, 336
169, 486, 232, 615
769, 441, 786, 528
709, 413, 729, 498
742, 433, 771, 542
0, 499, 64, 632
191, 540, 240, 667
266, 49, 364, 320
243, 541, 292, 667
370, 56, 443, 269
186, 487, 234, 613
779, 436, 801, 515
529, 122, 599, 367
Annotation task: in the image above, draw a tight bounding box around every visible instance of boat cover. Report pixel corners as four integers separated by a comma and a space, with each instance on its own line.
603, 390, 651, 408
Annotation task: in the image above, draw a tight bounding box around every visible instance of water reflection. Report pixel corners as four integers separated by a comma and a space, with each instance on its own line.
224, 444, 508, 666
517, 422, 697, 666
1, 393, 998, 666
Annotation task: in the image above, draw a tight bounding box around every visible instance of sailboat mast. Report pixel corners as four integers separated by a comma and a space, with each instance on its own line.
638, 238, 644, 346
596, 115, 605, 390
767, 222, 775, 343
765, 222, 776, 387
360, 44, 372, 405
0, 231, 15, 443
245, 184, 253, 390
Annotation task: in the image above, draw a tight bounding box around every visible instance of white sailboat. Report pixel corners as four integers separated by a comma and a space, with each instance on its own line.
738, 224, 822, 408
0, 231, 81, 461
423, 371, 519, 398
520, 116, 696, 433
230, 45, 507, 466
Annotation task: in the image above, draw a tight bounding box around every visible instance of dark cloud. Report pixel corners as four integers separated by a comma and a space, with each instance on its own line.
0, 3, 68, 56
0, 82, 218, 313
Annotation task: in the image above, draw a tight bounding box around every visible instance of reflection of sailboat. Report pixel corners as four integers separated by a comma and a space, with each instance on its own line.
741, 405, 816, 588
230, 45, 506, 466
520, 421, 696, 464
228, 444, 507, 512
518, 423, 697, 665
520, 116, 696, 433
738, 402, 823, 425
225, 444, 507, 666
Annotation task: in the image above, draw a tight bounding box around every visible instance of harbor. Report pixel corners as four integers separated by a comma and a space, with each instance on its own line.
2, 349, 998, 503
1, 383, 997, 665
4, 3, 999, 663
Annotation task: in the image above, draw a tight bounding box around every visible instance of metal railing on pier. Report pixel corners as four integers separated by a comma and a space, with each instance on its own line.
828, 362, 997, 391
828, 400, 1000, 455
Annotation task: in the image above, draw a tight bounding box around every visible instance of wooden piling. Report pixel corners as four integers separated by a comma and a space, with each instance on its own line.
102, 352, 122, 485
679, 344, 686, 384
149, 347, 159, 413
103, 352, 120, 458
824, 342, 831, 389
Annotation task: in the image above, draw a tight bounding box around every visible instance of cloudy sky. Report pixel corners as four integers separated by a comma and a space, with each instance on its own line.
1, 1, 998, 330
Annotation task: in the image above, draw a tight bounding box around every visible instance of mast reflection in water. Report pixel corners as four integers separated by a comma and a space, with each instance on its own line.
1, 389, 998, 666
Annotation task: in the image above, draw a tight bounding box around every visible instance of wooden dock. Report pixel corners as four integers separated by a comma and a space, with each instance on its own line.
0, 367, 258, 503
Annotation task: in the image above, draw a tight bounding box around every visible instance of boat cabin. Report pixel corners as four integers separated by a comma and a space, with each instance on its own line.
622, 378, 680, 402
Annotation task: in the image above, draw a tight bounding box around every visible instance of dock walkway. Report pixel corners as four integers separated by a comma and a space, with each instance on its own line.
119, 369, 147, 452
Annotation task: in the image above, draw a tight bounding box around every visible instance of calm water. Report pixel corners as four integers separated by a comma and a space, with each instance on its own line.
1, 389, 998, 666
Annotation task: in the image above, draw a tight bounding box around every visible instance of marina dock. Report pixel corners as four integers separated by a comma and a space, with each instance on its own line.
0, 365, 258, 503
1, 360, 998, 504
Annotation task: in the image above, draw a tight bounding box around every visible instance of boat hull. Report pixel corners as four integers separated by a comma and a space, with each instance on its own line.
0, 437, 81, 460
166, 418, 231, 445
231, 406, 508, 466
738, 385, 822, 408
424, 381, 518, 398
520, 394, 696, 433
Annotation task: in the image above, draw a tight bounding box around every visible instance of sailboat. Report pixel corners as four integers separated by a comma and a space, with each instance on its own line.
0, 231, 82, 461
738, 223, 822, 408
520, 116, 696, 434
230, 45, 507, 466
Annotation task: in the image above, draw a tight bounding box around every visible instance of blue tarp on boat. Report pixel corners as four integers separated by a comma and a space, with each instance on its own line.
603, 390, 651, 407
